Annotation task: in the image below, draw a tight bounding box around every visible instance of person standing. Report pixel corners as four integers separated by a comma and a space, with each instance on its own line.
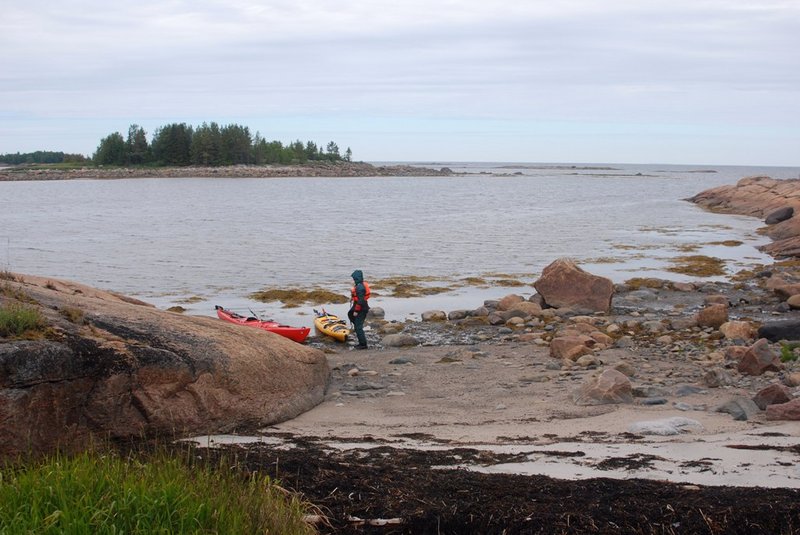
348, 269, 370, 349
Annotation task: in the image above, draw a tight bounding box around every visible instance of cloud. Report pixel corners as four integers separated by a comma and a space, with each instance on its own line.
1, 0, 798, 163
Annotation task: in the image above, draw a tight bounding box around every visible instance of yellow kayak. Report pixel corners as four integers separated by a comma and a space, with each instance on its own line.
313, 309, 350, 342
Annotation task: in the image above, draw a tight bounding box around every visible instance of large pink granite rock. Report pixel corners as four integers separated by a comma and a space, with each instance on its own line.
573, 368, 633, 406
766, 399, 800, 421
533, 259, 614, 314
737, 338, 783, 376
0, 274, 330, 455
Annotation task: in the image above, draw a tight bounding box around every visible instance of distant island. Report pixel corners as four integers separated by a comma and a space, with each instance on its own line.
1, 121, 353, 168
0, 161, 454, 181
0, 121, 453, 180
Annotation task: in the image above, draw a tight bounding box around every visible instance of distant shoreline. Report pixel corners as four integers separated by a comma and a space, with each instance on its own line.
0, 161, 453, 181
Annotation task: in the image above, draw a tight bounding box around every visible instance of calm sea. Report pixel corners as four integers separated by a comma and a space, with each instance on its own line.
2, 162, 799, 327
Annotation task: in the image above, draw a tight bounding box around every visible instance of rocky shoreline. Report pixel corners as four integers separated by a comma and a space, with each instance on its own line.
689, 175, 800, 258
3, 174, 800, 532
0, 161, 453, 181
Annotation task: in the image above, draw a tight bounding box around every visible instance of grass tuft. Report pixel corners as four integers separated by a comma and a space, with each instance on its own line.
0, 449, 317, 534
780, 342, 800, 363
0, 302, 47, 337
0, 270, 18, 282
59, 306, 85, 324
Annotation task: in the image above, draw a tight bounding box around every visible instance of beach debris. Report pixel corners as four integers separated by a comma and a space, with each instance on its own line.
628, 417, 703, 436
347, 515, 403, 526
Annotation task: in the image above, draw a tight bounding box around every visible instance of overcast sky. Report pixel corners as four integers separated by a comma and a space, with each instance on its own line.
1, 0, 798, 165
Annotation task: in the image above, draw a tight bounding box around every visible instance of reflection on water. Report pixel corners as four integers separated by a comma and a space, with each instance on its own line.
1, 162, 796, 326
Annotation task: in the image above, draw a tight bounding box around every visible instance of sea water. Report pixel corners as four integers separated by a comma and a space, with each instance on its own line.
1, 162, 798, 327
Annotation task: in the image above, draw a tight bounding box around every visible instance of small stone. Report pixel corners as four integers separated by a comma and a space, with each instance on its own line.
640, 397, 668, 406
716, 397, 760, 421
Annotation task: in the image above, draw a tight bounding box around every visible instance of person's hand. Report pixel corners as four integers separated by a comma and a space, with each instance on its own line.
352, 312, 358, 317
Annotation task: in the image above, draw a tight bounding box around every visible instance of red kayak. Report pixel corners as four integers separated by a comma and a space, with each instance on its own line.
214, 305, 310, 343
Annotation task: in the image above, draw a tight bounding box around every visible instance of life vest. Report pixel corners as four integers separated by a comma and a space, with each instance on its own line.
351, 281, 371, 303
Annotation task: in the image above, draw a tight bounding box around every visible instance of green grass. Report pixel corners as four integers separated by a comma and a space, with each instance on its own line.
780, 342, 800, 363
0, 449, 317, 534
0, 302, 46, 337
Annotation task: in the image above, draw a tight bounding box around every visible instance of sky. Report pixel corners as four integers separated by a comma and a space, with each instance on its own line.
1, 0, 798, 165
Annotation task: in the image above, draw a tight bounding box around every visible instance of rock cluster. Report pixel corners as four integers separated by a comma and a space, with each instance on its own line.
363, 257, 800, 421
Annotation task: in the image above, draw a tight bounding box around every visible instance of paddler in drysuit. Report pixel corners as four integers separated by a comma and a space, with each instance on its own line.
348, 269, 370, 349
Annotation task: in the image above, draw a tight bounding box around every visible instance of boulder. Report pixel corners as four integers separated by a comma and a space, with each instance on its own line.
471, 306, 490, 317
573, 369, 633, 406
533, 258, 614, 314
366, 307, 385, 320
766, 399, 800, 421
752, 384, 793, 410
787, 295, 800, 310
758, 320, 800, 342
724, 345, 749, 363
765, 275, 800, 299
737, 338, 783, 376
447, 309, 470, 321
497, 294, 525, 311
549, 335, 595, 361
589, 332, 614, 347
784, 372, 800, 387
421, 310, 447, 322
715, 397, 761, 421
719, 321, 757, 341
765, 206, 794, 225
696, 304, 728, 329
487, 313, 506, 325
506, 301, 543, 318
381, 333, 419, 347
378, 322, 405, 335
703, 368, 733, 388
0, 274, 329, 456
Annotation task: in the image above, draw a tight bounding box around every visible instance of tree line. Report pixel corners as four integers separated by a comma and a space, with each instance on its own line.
93, 123, 352, 167
1, 123, 352, 167
0, 151, 88, 165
